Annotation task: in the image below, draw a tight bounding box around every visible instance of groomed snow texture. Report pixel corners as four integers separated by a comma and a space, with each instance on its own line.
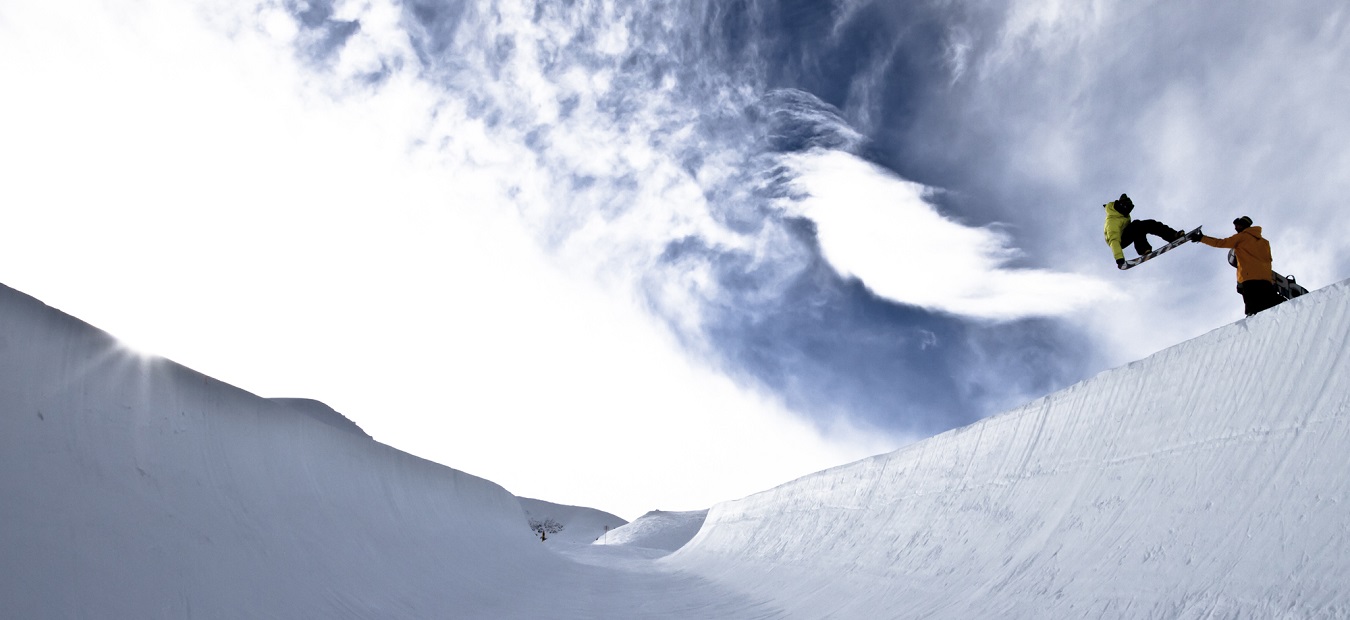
668, 281, 1350, 618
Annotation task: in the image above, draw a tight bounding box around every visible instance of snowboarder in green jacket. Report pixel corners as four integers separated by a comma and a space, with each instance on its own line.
1103, 193, 1186, 268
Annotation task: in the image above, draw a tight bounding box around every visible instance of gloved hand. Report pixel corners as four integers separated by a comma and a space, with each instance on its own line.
1186, 230, 1203, 243
1116, 258, 1126, 268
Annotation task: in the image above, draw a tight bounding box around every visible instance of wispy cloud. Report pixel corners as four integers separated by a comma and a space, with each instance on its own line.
777, 149, 1114, 320
228, 0, 1104, 435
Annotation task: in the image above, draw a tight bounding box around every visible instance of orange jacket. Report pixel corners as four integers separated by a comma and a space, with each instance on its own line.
1201, 227, 1273, 283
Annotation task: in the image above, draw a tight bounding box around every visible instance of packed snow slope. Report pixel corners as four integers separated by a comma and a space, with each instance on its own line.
599, 510, 709, 553
669, 280, 1350, 618
7, 274, 1350, 618
0, 282, 549, 617
0, 283, 773, 618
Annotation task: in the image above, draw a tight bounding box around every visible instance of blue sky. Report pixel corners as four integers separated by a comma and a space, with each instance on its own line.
2, 0, 1346, 519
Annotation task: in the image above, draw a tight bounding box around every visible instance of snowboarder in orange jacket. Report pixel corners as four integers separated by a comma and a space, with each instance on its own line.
1188, 216, 1284, 316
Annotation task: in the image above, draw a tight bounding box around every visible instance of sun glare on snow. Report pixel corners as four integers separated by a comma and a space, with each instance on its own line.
110, 328, 166, 361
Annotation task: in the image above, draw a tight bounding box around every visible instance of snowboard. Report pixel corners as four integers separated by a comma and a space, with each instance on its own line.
1273, 273, 1309, 300
1118, 227, 1201, 270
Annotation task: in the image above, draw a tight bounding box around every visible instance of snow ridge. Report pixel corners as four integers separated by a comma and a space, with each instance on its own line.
270, 397, 372, 438
0, 282, 777, 618
668, 281, 1350, 618
0, 283, 553, 617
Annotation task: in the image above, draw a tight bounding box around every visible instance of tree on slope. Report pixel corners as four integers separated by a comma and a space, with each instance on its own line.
529, 517, 564, 542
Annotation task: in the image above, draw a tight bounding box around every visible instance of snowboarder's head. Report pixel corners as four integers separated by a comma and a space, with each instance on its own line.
1233, 216, 1253, 232
1116, 193, 1134, 215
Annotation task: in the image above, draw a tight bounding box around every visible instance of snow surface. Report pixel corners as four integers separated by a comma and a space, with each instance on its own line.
269, 397, 371, 438
668, 280, 1350, 618
4, 278, 1350, 618
597, 509, 709, 553
0, 283, 776, 618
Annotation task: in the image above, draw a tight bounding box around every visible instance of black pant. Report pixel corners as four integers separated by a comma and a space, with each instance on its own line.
1121, 219, 1184, 256
1238, 279, 1284, 316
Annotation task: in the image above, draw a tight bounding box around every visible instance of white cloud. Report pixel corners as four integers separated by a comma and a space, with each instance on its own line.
778, 150, 1116, 320
0, 0, 894, 520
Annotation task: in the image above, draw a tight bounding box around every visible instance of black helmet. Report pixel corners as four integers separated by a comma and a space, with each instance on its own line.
1116, 193, 1134, 215
1233, 216, 1253, 231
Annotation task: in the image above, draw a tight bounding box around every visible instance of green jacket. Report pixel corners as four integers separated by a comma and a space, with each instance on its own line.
1103, 201, 1131, 261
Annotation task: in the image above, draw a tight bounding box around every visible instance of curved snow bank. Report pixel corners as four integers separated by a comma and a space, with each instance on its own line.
0, 284, 556, 618
670, 281, 1350, 618
0, 283, 785, 618
597, 509, 709, 552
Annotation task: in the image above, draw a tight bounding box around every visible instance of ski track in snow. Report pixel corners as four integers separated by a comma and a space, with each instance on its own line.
4, 279, 1350, 618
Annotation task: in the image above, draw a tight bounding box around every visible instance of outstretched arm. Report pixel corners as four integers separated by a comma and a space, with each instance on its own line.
1199, 233, 1239, 249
